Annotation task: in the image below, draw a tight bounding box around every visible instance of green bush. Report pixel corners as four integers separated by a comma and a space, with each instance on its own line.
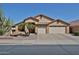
27, 23, 35, 30
73, 32, 79, 36
0, 29, 4, 35
0, 8, 13, 36
18, 23, 25, 31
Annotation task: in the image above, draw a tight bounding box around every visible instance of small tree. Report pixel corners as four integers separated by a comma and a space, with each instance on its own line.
0, 8, 13, 35
18, 22, 35, 36
18, 23, 25, 31
26, 23, 35, 30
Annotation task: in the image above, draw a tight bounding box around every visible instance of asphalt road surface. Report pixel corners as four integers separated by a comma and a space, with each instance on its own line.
0, 45, 79, 55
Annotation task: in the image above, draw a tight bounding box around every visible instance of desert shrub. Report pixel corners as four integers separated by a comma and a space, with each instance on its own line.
0, 9, 13, 35
0, 29, 4, 35
73, 32, 79, 36
18, 23, 25, 31
26, 23, 35, 30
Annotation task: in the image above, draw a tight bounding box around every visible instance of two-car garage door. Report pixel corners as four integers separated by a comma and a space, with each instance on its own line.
49, 26, 66, 33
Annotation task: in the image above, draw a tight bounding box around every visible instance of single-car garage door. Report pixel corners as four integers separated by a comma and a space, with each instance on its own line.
49, 26, 66, 33
38, 27, 46, 34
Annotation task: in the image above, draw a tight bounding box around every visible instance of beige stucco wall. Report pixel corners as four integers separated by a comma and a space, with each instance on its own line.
46, 26, 49, 33
35, 26, 38, 33
16, 26, 19, 32
35, 16, 53, 23
66, 26, 70, 33
41, 16, 53, 23
11, 25, 19, 34
49, 21, 67, 26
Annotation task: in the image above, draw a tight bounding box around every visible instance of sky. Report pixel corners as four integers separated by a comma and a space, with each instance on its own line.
1, 3, 79, 24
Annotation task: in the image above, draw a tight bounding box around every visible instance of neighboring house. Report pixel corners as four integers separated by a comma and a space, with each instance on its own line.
70, 20, 79, 33
11, 14, 70, 35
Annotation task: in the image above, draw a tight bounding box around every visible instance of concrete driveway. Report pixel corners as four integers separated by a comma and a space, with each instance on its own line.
0, 34, 79, 45
34, 34, 79, 45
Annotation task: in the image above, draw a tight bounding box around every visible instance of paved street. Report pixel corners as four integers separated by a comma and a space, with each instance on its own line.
0, 45, 79, 55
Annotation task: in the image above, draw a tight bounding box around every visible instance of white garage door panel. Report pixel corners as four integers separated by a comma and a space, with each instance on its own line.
38, 27, 46, 34
49, 27, 65, 33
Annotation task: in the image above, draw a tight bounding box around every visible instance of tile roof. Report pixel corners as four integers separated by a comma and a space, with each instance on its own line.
12, 14, 69, 26
34, 14, 55, 21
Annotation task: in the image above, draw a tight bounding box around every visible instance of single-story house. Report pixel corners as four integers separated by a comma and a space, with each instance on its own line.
11, 14, 70, 35
70, 20, 79, 33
